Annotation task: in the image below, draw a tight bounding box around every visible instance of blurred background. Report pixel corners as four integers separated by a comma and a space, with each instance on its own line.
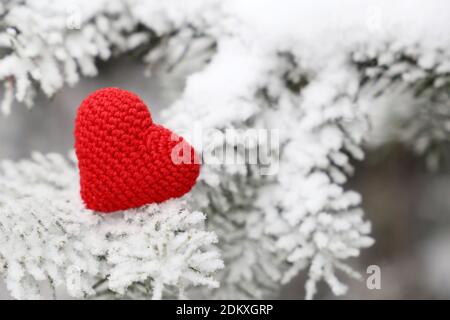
0, 55, 449, 299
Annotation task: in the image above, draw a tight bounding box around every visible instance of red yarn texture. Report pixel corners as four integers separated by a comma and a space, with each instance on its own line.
74, 87, 200, 213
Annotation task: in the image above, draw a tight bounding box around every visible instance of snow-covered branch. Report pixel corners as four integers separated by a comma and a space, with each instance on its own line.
163, 39, 374, 299
0, 152, 223, 299
353, 42, 450, 169
0, 0, 138, 114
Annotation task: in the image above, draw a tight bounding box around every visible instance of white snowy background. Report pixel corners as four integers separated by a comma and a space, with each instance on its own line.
0, 0, 449, 299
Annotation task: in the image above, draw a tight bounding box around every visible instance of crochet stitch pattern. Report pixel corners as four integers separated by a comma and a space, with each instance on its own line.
75, 88, 200, 213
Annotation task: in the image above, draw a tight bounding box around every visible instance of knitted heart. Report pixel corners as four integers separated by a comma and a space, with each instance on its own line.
74, 87, 200, 213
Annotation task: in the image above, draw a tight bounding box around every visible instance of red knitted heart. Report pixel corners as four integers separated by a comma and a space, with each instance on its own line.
74, 87, 200, 213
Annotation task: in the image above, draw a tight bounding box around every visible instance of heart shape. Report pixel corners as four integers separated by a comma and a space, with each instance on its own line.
74, 88, 200, 213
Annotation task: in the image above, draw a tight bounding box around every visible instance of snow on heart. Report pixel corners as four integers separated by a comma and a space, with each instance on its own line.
74, 87, 200, 213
